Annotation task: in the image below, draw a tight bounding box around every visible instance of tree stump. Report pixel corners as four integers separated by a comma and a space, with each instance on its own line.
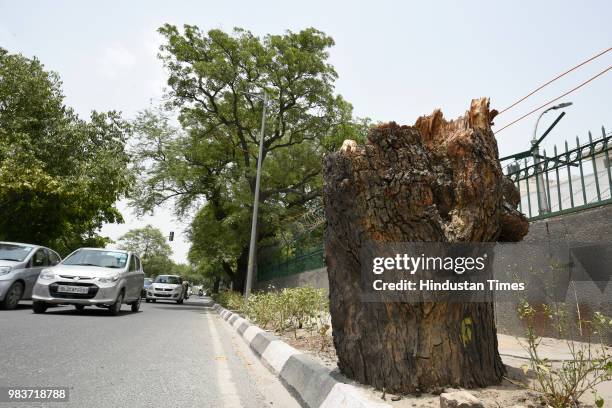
323, 98, 528, 393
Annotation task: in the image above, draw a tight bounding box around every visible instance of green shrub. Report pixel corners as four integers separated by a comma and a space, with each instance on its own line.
213, 290, 246, 314
517, 300, 612, 407
213, 287, 329, 337
246, 291, 276, 329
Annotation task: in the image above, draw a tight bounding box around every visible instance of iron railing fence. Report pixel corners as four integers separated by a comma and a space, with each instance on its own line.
257, 244, 324, 282
506, 128, 612, 220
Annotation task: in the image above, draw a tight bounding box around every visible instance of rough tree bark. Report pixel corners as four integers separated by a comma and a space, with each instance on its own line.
323, 98, 528, 394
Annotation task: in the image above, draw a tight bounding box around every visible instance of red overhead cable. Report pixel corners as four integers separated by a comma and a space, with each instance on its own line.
494, 64, 612, 135
497, 46, 611, 116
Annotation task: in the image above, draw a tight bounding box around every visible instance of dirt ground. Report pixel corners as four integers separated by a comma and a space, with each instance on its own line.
276, 328, 604, 408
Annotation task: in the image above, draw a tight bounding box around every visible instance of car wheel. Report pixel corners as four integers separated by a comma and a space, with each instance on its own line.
145, 298, 150, 303
109, 291, 124, 316
32, 301, 48, 314
74, 305, 85, 311
177, 298, 183, 304
152, 299, 156, 303
1, 282, 24, 310
131, 295, 141, 312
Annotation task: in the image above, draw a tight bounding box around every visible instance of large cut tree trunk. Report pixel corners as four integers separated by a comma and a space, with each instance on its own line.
323, 98, 528, 394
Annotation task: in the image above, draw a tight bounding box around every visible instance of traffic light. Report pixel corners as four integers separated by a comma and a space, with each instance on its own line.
169, 231, 174, 242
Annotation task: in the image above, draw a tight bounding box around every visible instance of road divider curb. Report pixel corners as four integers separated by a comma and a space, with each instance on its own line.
212, 303, 391, 408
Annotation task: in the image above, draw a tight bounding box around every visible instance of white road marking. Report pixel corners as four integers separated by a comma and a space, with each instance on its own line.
206, 311, 243, 408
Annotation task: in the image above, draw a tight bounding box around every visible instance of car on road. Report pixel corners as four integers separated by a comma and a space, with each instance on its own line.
142, 277, 153, 297
31, 248, 144, 315
0, 242, 62, 310
146, 275, 186, 304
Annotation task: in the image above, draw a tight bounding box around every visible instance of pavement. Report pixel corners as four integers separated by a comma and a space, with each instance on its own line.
0, 297, 300, 408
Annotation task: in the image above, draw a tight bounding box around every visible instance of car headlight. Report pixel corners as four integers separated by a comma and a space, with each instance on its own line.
0, 266, 12, 276
97, 274, 120, 283
39, 269, 56, 280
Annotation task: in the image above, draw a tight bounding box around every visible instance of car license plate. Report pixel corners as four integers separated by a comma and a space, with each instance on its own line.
57, 285, 89, 294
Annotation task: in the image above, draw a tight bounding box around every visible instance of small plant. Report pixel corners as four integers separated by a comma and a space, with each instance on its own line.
213, 290, 247, 314
213, 287, 329, 340
246, 292, 276, 329
517, 300, 612, 407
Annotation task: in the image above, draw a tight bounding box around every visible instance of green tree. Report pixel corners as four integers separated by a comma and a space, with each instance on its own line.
117, 225, 174, 277
0, 48, 132, 254
132, 26, 367, 292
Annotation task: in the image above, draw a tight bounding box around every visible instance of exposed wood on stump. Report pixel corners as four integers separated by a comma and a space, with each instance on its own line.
323, 98, 528, 394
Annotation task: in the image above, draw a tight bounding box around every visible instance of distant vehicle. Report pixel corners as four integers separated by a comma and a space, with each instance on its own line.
0, 242, 62, 310
31, 248, 144, 315
146, 275, 185, 304
142, 277, 153, 297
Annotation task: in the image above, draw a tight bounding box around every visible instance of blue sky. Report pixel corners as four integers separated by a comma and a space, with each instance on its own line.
1, 0, 610, 262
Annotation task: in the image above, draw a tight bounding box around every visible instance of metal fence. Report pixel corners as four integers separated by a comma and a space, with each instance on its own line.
507, 129, 612, 220
257, 244, 324, 282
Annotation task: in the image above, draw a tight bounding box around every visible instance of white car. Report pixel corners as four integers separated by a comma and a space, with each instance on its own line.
146, 275, 185, 304
32, 248, 144, 315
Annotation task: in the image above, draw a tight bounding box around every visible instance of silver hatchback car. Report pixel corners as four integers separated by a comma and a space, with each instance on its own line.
32, 248, 144, 316
0, 242, 62, 310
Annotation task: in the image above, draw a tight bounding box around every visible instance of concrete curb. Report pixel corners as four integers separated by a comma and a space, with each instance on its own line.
212, 303, 390, 408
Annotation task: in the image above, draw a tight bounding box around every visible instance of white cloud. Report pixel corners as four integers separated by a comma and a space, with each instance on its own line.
97, 43, 137, 79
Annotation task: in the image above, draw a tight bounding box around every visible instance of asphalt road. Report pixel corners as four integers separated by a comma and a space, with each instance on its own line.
0, 297, 300, 408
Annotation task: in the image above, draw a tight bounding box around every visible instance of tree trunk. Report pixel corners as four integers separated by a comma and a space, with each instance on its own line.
212, 276, 221, 294
323, 98, 528, 394
231, 246, 249, 294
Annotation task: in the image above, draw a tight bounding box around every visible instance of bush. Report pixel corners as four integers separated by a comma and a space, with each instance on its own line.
213, 290, 246, 314
517, 300, 612, 407
214, 286, 329, 337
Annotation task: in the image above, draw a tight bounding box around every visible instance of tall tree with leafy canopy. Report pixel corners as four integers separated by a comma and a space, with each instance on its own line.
132, 26, 367, 291
117, 225, 174, 277
0, 48, 132, 254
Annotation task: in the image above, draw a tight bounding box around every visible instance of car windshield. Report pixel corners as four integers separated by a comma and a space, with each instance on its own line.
154, 276, 180, 284
144, 278, 153, 285
62, 249, 128, 269
0, 243, 34, 262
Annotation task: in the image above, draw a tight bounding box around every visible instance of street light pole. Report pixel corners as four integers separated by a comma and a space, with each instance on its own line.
531, 102, 572, 214
244, 91, 267, 302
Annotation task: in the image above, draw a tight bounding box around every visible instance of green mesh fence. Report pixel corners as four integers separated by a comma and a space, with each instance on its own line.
257, 244, 325, 282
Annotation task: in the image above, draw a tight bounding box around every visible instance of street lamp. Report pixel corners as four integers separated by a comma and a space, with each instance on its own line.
244, 90, 268, 302
531, 102, 573, 213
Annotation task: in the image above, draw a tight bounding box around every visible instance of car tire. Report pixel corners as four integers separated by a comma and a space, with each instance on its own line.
145, 298, 150, 303
1, 282, 24, 310
152, 299, 156, 303
109, 291, 124, 316
131, 295, 141, 312
177, 299, 183, 305
74, 305, 85, 311
32, 301, 47, 314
